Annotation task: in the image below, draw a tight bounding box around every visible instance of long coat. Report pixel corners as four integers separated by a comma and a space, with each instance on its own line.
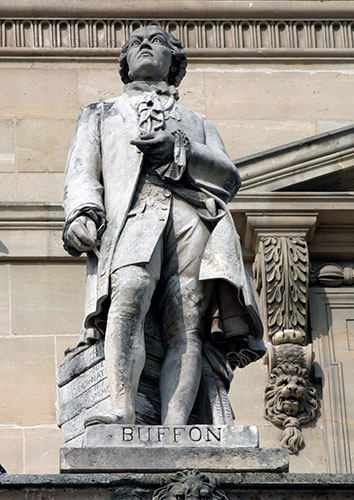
63, 91, 264, 352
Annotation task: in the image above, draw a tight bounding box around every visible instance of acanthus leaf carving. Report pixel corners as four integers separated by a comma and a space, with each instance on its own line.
253, 235, 319, 454
259, 236, 309, 342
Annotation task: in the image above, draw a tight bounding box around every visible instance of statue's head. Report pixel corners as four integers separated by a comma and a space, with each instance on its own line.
119, 26, 187, 87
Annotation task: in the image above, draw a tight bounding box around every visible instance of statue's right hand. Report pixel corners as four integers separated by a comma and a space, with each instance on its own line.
66, 215, 98, 252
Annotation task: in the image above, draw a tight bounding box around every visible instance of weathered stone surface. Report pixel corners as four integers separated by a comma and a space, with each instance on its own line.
0, 69, 77, 117
60, 393, 160, 444
0, 119, 15, 172
11, 263, 85, 335
60, 446, 289, 473
84, 424, 258, 448
0, 173, 64, 202
60, 359, 106, 405
56, 335, 82, 371
59, 373, 109, 423
204, 69, 354, 122
0, 226, 67, 260
214, 118, 316, 160
0, 429, 23, 474
58, 340, 105, 387
2, 471, 354, 499
0, 264, 10, 336
24, 428, 62, 474
0, 337, 56, 425
77, 69, 124, 109
16, 118, 76, 173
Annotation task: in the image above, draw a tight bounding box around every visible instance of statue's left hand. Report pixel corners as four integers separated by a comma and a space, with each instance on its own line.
130, 130, 175, 165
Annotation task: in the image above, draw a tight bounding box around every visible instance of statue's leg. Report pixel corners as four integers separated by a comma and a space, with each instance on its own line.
85, 250, 161, 426
159, 196, 213, 425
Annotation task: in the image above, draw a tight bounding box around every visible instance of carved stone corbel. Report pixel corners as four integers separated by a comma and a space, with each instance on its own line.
253, 235, 319, 454
152, 470, 229, 500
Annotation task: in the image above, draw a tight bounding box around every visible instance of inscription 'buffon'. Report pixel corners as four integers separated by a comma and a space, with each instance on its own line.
121, 425, 221, 443
83, 424, 259, 448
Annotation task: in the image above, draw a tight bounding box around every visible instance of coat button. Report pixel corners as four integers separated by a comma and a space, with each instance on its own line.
163, 188, 171, 198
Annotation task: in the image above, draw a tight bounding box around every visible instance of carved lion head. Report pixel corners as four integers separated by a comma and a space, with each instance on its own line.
265, 367, 309, 419
152, 470, 229, 500
264, 344, 318, 453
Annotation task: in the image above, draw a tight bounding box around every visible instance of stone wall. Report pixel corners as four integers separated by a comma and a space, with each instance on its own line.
1, 473, 354, 499
2, 60, 354, 203
1, 0, 354, 475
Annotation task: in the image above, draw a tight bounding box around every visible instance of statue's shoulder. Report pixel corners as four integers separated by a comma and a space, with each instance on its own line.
80, 95, 127, 120
175, 102, 206, 127
100, 94, 131, 116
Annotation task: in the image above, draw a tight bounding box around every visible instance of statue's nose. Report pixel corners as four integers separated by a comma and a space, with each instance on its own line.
140, 39, 152, 49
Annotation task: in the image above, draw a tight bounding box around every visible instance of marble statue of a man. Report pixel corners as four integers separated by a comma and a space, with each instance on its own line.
63, 26, 265, 427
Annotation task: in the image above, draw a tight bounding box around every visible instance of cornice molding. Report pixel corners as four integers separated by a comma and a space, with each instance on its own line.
0, 197, 353, 261
2, 2, 354, 20
2, 2, 354, 61
236, 124, 354, 192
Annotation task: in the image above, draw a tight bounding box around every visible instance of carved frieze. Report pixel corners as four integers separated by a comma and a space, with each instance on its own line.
253, 235, 319, 454
2, 17, 354, 60
152, 470, 229, 500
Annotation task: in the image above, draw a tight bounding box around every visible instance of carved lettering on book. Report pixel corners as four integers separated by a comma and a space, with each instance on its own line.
253, 236, 319, 454
152, 470, 229, 500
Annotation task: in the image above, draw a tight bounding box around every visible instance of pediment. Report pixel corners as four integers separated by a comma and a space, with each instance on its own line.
235, 124, 354, 192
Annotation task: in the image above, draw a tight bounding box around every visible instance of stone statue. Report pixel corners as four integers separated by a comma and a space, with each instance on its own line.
62, 26, 265, 428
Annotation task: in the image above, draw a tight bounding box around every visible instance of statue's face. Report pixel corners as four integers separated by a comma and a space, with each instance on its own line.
126, 26, 172, 82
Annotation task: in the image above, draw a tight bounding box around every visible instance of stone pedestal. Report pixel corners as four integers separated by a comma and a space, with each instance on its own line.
58, 339, 289, 475
60, 424, 289, 473
60, 446, 288, 473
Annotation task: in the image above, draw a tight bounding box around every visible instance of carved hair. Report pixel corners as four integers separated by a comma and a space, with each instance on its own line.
264, 344, 318, 454
119, 26, 187, 87
152, 470, 229, 500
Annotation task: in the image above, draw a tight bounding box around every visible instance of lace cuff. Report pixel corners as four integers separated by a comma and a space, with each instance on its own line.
155, 129, 191, 182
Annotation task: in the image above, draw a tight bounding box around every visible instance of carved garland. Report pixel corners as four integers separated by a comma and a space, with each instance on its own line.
253, 236, 319, 454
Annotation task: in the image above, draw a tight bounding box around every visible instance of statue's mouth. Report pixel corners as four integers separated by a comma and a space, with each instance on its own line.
138, 51, 153, 59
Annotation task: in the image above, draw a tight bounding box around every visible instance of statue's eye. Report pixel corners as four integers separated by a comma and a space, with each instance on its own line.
175, 495, 184, 500
152, 36, 164, 44
131, 39, 140, 47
